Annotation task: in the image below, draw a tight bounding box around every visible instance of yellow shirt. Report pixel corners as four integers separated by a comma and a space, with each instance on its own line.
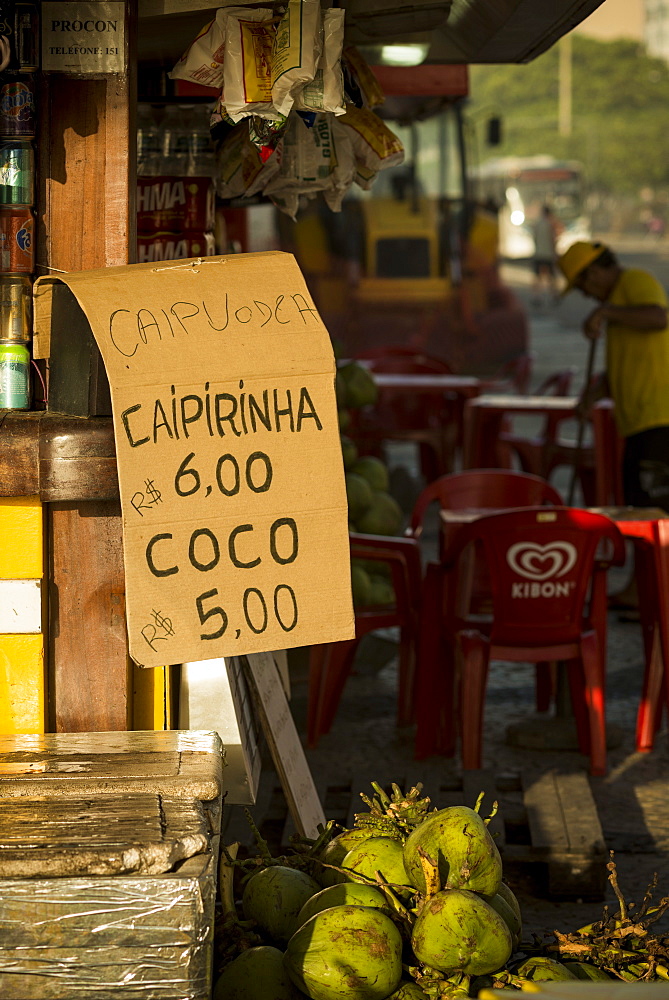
606, 268, 669, 438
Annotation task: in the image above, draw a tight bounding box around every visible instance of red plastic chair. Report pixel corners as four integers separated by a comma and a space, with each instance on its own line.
478, 354, 534, 395
499, 369, 598, 503
498, 369, 575, 472
307, 533, 423, 748
407, 469, 564, 547
418, 507, 625, 776
356, 346, 454, 375
591, 399, 624, 506
636, 518, 669, 753
409, 471, 565, 759
349, 349, 458, 482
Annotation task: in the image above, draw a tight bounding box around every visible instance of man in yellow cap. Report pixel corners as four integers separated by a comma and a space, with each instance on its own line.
558, 240, 669, 513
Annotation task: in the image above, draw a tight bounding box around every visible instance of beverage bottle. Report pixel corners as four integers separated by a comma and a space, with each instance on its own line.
0, 339, 30, 409
161, 104, 190, 176
187, 106, 216, 177
0, 3, 38, 73
0, 137, 33, 204
136, 104, 162, 177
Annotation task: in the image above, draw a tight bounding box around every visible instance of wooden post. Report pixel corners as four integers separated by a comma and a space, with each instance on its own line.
36, 3, 137, 731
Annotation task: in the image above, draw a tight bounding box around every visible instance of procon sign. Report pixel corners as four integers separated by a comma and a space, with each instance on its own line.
34, 253, 355, 668
41, 2, 125, 74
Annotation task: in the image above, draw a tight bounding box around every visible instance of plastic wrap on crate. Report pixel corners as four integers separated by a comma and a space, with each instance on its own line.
0, 793, 210, 878
0, 852, 216, 999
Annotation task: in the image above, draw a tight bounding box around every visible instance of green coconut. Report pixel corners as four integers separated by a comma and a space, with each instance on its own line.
355, 492, 403, 536
214, 946, 305, 1000
469, 975, 494, 997
296, 883, 387, 929
284, 904, 402, 1000
338, 409, 351, 432
485, 891, 522, 950
338, 362, 378, 409
367, 575, 395, 606
318, 828, 379, 887
563, 962, 612, 981
360, 559, 391, 580
387, 983, 428, 999
351, 563, 373, 609
346, 473, 374, 521
411, 888, 513, 977
351, 456, 389, 493
242, 866, 320, 944
496, 882, 522, 925
515, 957, 578, 982
341, 435, 359, 470
342, 836, 412, 892
403, 805, 502, 896
335, 369, 349, 408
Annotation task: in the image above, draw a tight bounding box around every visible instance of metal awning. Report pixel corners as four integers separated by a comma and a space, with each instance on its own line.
138, 0, 606, 65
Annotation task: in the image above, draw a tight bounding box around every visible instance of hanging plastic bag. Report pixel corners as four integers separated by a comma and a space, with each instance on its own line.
342, 46, 385, 109
265, 113, 355, 218
296, 8, 346, 116
271, 0, 322, 118
215, 122, 280, 200
222, 7, 277, 121
335, 105, 404, 190
169, 13, 226, 89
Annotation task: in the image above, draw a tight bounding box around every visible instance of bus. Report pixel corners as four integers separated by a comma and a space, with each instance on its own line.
473, 155, 591, 260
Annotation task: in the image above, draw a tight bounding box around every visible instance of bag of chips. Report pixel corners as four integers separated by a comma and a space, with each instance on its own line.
222, 7, 277, 121
215, 122, 280, 200
169, 13, 226, 89
296, 8, 346, 116
271, 0, 322, 118
334, 105, 404, 189
265, 112, 355, 218
342, 46, 385, 109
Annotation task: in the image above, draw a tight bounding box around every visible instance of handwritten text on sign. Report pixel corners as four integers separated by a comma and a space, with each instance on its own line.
35, 253, 354, 667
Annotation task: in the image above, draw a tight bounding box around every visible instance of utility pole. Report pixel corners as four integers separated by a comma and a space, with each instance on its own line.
558, 33, 572, 137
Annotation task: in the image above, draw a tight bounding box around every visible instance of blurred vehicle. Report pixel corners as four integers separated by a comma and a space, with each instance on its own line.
278, 83, 529, 378
472, 155, 591, 259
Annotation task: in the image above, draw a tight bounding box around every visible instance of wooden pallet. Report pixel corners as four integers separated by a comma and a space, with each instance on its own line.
504, 768, 607, 900
223, 763, 606, 900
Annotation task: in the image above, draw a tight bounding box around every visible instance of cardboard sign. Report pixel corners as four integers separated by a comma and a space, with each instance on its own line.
34, 253, 354, 667
41, 3, 125, 75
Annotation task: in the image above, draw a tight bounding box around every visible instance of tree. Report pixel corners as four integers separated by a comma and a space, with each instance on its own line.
469, 36, 669, 195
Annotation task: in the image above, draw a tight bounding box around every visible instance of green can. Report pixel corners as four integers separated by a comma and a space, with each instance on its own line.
0, 340, 30, 409
0, 140, 34, 206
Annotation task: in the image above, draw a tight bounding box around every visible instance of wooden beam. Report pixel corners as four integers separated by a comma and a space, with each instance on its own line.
36, 36, 136, 272
37, 3, 137, 732
48, 500, 129, 732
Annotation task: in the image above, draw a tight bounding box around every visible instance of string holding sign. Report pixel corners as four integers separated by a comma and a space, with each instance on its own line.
152, 258, 227, 274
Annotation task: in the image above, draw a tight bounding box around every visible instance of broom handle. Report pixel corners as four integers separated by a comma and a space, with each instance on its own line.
567, 335, 598, 506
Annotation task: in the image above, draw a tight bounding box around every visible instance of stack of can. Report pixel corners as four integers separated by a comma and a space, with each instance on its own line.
0, 3, 37, 409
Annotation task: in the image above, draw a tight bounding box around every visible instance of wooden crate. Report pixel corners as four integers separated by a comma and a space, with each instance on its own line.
0, 731, 224, 999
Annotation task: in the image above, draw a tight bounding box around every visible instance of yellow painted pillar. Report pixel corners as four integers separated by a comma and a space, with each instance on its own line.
0, 497, 46, 733
131, 663, 175, 731
0, 497, 174, 733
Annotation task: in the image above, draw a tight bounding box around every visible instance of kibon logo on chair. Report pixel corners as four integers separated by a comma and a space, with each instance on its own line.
506, 540, 577, 597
